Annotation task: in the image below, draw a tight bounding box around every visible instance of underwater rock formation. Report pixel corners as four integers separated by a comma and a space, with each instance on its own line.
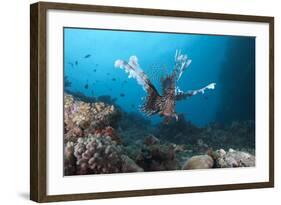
155, 116, 255, 152
121, 155, 144, 172
134, 135, 181, 171
64, 141, 76, 175
63, 93, 255, 175
182, 155, 214, 170
117, 112, 154, 145
66, 90, 96, 103
209, 148, 255, 168
215, 37, 255, 124
155, 114, 201, 144
74, 135, 122, 175
199, 121, 255, 150
96, 95, 118, 106
92, 126, 122, 144
64, 134, 143, 175
64, 94, 120, 142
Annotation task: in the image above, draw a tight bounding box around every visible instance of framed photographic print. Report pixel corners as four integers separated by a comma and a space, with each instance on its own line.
30, 1, 274, 202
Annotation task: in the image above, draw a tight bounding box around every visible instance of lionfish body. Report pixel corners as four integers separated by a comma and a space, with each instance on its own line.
114, 50, 216, 123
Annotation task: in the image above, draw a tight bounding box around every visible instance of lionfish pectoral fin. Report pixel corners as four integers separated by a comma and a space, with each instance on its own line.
175, 83, 216, 101
115, 55, 162, 116
174, 114, 179, 121
141, 86, 161, 116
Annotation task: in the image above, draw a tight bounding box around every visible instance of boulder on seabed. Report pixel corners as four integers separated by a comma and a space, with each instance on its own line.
182, 155, 214, 170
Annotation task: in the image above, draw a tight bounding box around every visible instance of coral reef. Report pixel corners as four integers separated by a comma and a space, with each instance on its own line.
117, 112, 154, 145
64, 94, 120, 143
64, 141, 76, 175
63, 93, 255, 175
121, 155, 144, 172
73, 135, 123, 175
97, 95, 118, 106
155, 114, 201, 145
66, 90, 97, 103
199, 121, 255, 150
209, 148, 255, 168
182, 148, 255, 170
133, 135, 181, 171
64, 134, 142, 175
155, 116, 255, 151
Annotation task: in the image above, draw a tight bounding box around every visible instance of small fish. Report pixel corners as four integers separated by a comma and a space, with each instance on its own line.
93, 69, 97, 72
95, 64, 99, 67
84, 84, 89, 89
112, 78, 116, 81
75, 61, 78, 66
84, 54, 91, 58
106, 73, 110, 76
120, 93, 125, 97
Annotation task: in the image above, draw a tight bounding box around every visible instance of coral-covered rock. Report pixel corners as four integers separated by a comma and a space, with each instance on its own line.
121, 155, 143, 172
93, 126, 121, 144
64, 94, 120, 143
135, 137, 180, 171
209, 148, 255, 168
173, 144, 187, 153
182, 155, 214, 170
64, 133, 143, 175
73, 135, 123, 175
200, 121, 255, 150
155, 118, 255, 152
155, 114, 201, 144
144, 134, 160, 146
64, 142, 76, 175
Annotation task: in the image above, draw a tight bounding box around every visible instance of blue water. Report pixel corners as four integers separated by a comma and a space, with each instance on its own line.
64, 28, 255, 127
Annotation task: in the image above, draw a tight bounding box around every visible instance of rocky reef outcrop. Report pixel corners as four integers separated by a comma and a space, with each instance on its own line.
63, 93, 143, 175
155, 116, 255, 152
182, 155, 214, 170
64, 134, 143, 175
64, 94, 120, 143
181, 148, 255, 170
209, 148, 255, 168
64, 93, 256, 175
131, 135, 181, 171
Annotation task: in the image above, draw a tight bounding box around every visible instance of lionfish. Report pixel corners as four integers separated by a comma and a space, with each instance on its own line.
114, 50, 216, 123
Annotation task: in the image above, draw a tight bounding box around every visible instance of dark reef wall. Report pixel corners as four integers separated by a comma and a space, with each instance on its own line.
215, 37, 255, 124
